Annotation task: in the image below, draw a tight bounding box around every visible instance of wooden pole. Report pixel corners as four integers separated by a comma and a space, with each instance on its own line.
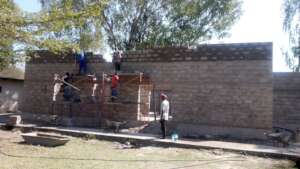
153, 84, 157, 121
57, 78, 80, 91
139, 72, 143, 83
101, 72, 105, 112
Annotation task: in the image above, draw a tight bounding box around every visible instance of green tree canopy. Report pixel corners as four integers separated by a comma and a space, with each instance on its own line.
39, 0, 107, 51
283, 0, 300, 71
0, 0, 242, 69
102, 0, 242, 50
40, 0, 242, 51
0, 0, 107, 69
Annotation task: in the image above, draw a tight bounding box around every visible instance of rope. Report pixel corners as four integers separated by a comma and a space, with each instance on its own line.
0, 148, 244, 162
168, 159, 245, 169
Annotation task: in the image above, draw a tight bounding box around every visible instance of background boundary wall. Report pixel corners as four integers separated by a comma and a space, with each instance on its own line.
273, 73, 300, 130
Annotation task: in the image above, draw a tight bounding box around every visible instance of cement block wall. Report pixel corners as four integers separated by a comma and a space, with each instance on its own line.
21, 53, 113, 127
21, 52, 150, 126
122, 61, 273, 128
121, 43, 273, 138
101, 75, 152, 122
21, 43, 274, 138
273, 73, 300, 130
21, 63, 112, 114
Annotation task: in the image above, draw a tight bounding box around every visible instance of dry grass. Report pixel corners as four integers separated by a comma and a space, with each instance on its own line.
0, 129, 296, 169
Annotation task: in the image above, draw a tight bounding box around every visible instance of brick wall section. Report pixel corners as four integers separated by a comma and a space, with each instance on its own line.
273, 73, 300, 129
21, 51, 151, 125
122, 61, 273, 129
21, 62, 112, 117
121, 43, 273, 130
101, 75, 152, 121
123, 43, 272, 62
28, 50, 105, 64
102, 103, 139, 121
21, 43, 273, 137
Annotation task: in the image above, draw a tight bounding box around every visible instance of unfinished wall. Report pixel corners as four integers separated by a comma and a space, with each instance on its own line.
273, 73, 300, 130
20, 51, 112, 126
101, 74, 152, 122
21, 43, 274, 138
21, 51, 151, 127
122, 43, 273, 138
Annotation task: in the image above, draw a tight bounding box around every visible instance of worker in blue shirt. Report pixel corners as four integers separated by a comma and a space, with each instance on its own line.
77, 51, 87, 75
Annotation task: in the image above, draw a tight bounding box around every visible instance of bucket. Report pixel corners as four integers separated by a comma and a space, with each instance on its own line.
171, 132, 179, 142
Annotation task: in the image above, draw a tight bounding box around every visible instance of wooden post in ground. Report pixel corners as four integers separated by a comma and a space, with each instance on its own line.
153, 84, 157, 121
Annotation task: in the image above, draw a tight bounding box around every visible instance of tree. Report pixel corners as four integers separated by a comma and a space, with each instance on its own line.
39, 0, 242, 51
0, 0, 107, 69
0, 0, 25, 69
39, 0, 106, 51
283, 0, 300, 71
102, 0, 242, 51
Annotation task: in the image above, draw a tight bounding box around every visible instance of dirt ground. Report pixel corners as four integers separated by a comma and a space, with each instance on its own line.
0, 129, 296, 169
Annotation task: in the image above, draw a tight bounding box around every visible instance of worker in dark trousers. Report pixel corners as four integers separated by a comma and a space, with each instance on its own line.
160, 93, 169, 139
78, 52, 87, 75
62, 72, 71, 90
112, 51, 122, 72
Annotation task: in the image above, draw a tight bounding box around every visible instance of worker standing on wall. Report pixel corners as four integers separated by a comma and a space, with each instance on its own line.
78, 51, 87, 75
111, 72, 119, 102
160, 93, 170, 139
112, 51, 122, 72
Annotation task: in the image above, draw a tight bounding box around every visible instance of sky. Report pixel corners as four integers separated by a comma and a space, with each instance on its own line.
14, 0, 291, 72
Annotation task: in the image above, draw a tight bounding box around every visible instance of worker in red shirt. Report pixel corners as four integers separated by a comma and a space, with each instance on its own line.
111, 72, 119, 102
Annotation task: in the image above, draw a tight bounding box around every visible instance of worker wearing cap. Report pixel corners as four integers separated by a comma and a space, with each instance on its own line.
160, 93, 170, 139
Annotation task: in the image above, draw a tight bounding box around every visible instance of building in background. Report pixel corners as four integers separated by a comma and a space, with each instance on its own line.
0, 67, 24, 113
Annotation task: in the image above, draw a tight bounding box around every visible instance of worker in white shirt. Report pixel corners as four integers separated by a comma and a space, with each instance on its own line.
53, 74, 63, 102
160, 93, 169, 139
92, 76, 98, 97
91, 74, 98, 102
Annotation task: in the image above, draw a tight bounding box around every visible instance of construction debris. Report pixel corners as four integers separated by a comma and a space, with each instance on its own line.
7, 115, 21, 126
114, 141, 137, 149
265, 130, 293, 147
104, 119, 126, 133
21, 132, 69, 147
